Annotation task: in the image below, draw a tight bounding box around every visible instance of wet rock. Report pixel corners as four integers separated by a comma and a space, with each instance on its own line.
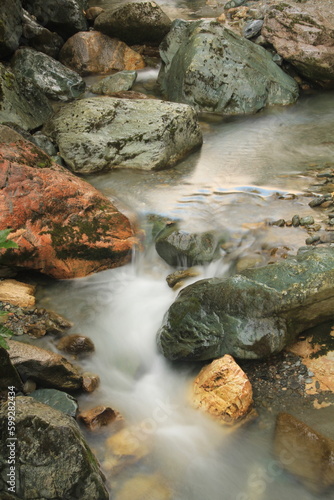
300, 215, 314, 226
0, 279, 35, 307
30, 388, 78, 417
292, 214, 300, 227
31, 132, 57, 157
82, 372, 100, 393
0, 347, 23, 391
22, 0, 88, 39
94, 1, 172, 46
157, 247, 334, 361
243, 19, 263, 39
274, 412, 334, 494
7, 339, 83, 391
158, 19, 299, 115
155, 226, 226, 267
0, 127, 135, 279
262, 2, 334, 82
59, 31, 145, 76
56, 334, 95, 356
12, 47, 86, 102
21, 9, 64, 59
166, 268, 200, 289
190, 355, 254, 426
115, 474, 172, 500
0, 396, 109, 499
85, 7, 104, 23
309, 196, 330, 207
78, 405, 123, 430
105, 427, 151, 475
0, 63, 53, 131
0, 0, 23, 58
44, 97, 203, 174
90, 71, 137, 95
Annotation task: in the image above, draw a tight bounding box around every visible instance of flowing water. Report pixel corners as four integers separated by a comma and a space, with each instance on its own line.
37, 1, 334, 498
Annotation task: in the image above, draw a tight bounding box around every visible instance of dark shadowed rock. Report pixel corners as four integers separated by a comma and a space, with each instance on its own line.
0, 0, 22, 58
0, 347, 23, 392
22, 9, 64, 59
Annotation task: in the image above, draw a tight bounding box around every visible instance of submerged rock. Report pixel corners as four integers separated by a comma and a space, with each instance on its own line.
94, 1, 172, 45
157, 247, 334, 361
0, 126, 135, 279
12, 47, 85, 101
59, 31, 145, 76
0, 396, 109, 499
0, 63, 53, 131
44, 97, 203, 174
115, 474, 172, 500
0, 0, 23, 58
158, 19, 299, 115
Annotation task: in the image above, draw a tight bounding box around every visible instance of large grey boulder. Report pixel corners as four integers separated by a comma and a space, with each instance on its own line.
262, 1, 334, 82
0, 0, 23, 58
11, 47, 85, 102
94, 1, 172, 45
43, 97, 203, 174
158, 19, 299, 115
157, 247, 334, 361
22, 0, 88, 39
22, 9, 64, 59
0, 63, 53, 131
0, 396, 109, 499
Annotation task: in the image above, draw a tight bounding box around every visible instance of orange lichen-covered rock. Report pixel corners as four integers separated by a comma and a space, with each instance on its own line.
0, 126, 135, 279
190, 354, 254, 425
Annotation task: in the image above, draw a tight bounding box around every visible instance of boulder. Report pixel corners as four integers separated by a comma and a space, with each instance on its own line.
0, 347, 23, 392
22, 0, 88, 39
190, 355, 254, 425
59, 31, 145, 76
274, 412, 334, 494
158, 19, 299, 114
30, 388, 78, 417
0, 0, 23, 59
157, 247, 334, 361
11, 47, 86, 102
43, 97, 203, 174
262, 2, 334, 82
0, 63, 53, 131
90, 70, 137, 95
94, 1, 172, 45
0, 126, 135, 279
7, 339, 83, 391
21, 9, 64, 59
0, 396, 109, 499
0, 279, 35, 307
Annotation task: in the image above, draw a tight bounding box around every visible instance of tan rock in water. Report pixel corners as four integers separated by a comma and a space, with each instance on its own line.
78, 405, 123, 430
0, 279, 35, 307
105, 427, 151, 475
190, 354, 254, 425
115, 474, 172, 500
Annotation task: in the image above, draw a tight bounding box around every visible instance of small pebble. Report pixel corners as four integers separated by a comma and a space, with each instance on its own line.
305, 378, 313, 384
272, 219, 285, 227
292, 215, 300, 227
300, 216, 314, 226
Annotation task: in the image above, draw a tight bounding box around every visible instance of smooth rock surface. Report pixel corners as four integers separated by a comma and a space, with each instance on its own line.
0, 127, 135, 279
0, 396, 109, 499
59, 31, 145, 76
262, 1, 334, 82
158, 19, 299, 114
0, 0, 23, 58
22, 9, 64, 59
157, 247, 334, 361
191, 355, 254, 425
90, 70, 137, 95
30, 388, 78, 417
7, 339, 83, 391
12, 47, 86, 102
0, 64, 53, 131
78, 405, 122, 430
0, 279, 35, 307
94, 1, 172, 45
56, 334, 95, 356
44, 97, 203, 174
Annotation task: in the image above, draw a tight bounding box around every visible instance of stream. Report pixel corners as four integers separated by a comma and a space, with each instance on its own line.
36, 1, 334, 498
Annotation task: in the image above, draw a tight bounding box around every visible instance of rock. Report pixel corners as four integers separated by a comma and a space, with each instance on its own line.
22, 0, 88, 39
243, 19, 263, 39
78, 405, 123, 430
0, 0, 23, 58
59, 31, 145, 76
166, 268, 200, 289
0, 396, 109, 499
11, 47, 86, 102
0, 63, 53, 131
7, 339, 83, 391
85, 7, 104, 23
262, 2, 334, 82
0, 347, 23, 392
30, 387, 78, 417
31, 132, 57, 157
155, 225, 226, 267
101, 90, 151, 100
190, 355, 254, 426
82, 372, 100, 393
274, 412, 334, 494
22, 9, 64, 59
0, 127, 135, 279
115, 474, 172, 500
0, 279, 35, 307
94, 1, 172, 46
90, 70, 137, 95
292, 214, 300, 227
158, 19, 299, 115
157, 247, 334, 361
56, 334, 95, 356
22, 378, 36, 393
43, 97, 203, 174
300, 215, 314, 225
105, 427, 151, 475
